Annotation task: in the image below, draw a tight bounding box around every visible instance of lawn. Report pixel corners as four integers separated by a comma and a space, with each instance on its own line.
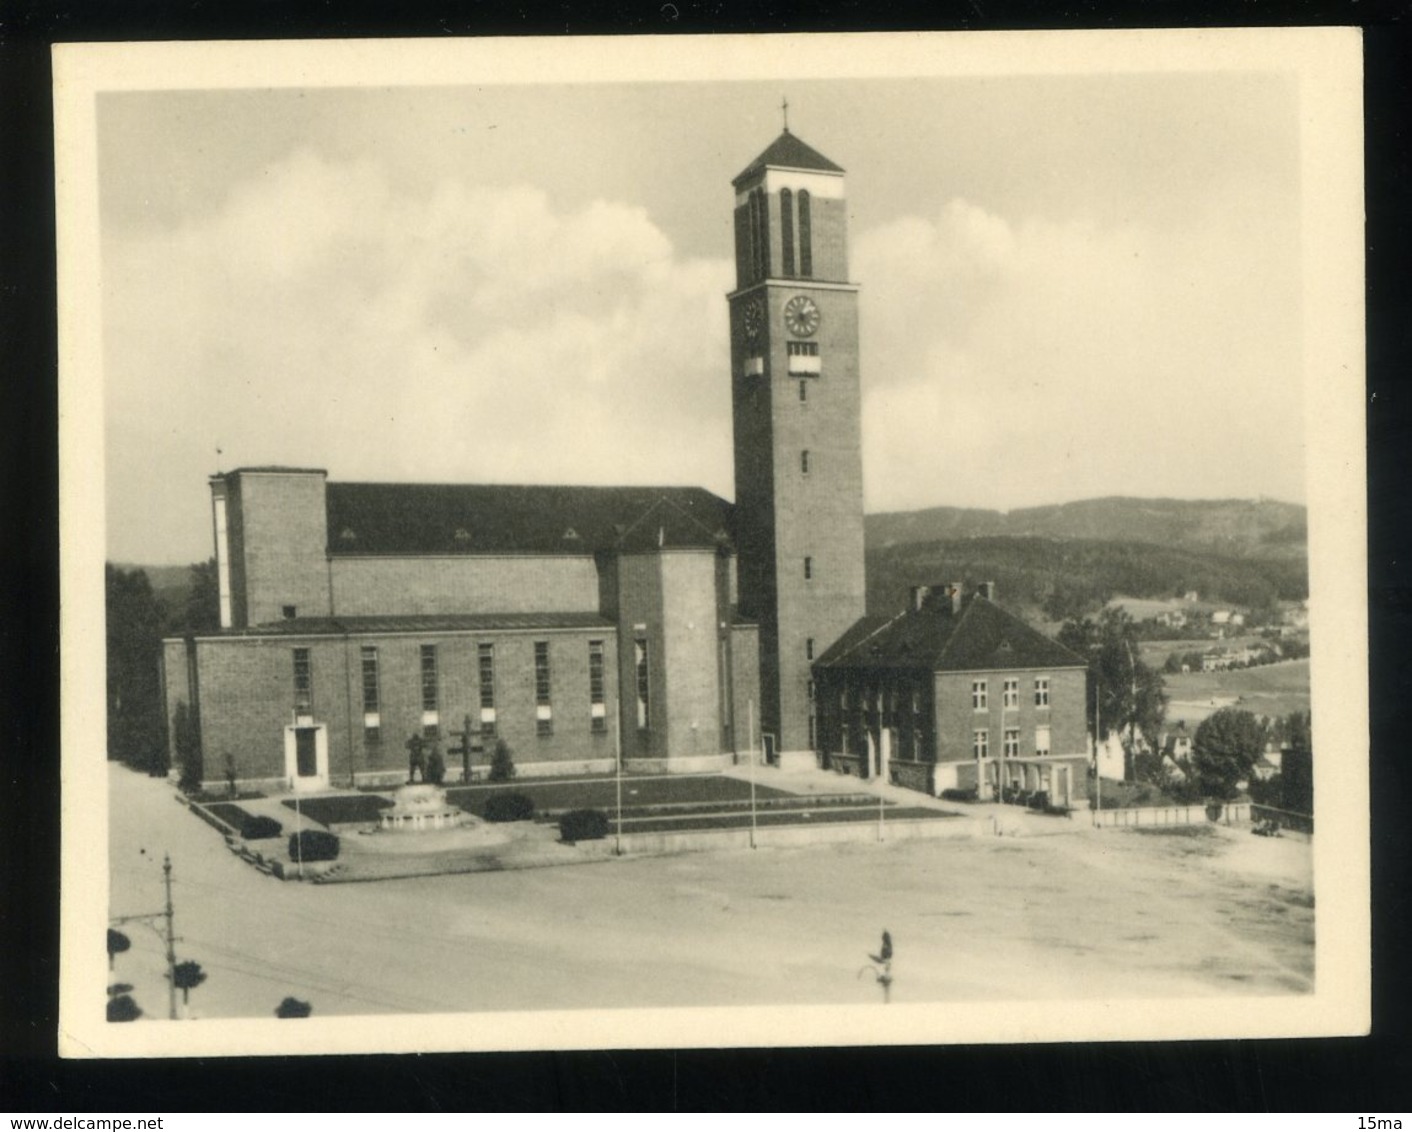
1163, 659, 1310, 722
281, 794, 392, 827
444, 774, 798, 816
611, 805, 956, 834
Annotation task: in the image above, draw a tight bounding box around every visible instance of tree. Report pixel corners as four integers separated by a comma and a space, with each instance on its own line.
107, 928, 131, 971
1191, 708, 1266, 800
107, 994, 143, 1022
172, 960, 207, 1008
275, 996, 313, 1018
105, 565, 168, 773
489, 739, 516, 782
173, 701, 203, 793
1060, 608, 1168, 750
184, 558, 222, 634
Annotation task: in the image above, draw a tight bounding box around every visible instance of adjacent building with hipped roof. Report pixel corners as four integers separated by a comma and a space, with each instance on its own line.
813, 582, 1089, 806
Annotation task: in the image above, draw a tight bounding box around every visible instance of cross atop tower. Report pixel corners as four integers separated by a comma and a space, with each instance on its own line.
781, 95, 789, 133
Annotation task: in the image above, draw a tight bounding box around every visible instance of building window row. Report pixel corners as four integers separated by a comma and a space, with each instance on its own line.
973, 675, 1053, 712
294, 639, 615, 744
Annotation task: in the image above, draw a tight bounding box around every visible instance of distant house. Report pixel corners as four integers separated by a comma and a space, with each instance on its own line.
1230, 612, 1246, 627
1162, 722, 1193, 762
1156, 609, 1188, 628
814, 583, 1089, 806
1201, 652, 1227, 672
1093, 731, 1126, 781
1183, 591, 1200, 603
1211, 610, 1232, 626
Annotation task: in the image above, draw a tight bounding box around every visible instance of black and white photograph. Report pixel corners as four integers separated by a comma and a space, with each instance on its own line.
55, 30, 1367, 1057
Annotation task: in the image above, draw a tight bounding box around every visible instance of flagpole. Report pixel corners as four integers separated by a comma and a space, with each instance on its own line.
614, 696, 623, 856
748, 699, 758, 850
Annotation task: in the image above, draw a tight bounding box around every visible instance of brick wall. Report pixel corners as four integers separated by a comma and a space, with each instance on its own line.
226, 471, 331, 627
659, 551, 727, 759
192, 626, 619, 788
330, 555, 600, 617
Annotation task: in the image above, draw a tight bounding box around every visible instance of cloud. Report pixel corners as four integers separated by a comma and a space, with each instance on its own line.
103, 151, 734, 561
854, 196, 1303, 513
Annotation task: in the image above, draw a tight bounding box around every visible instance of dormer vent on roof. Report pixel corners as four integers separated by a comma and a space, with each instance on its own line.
454, 527, 472, 543
338, 527, 357, 543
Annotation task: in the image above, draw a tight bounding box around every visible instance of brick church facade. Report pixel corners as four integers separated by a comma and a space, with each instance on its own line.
161, 126, 1088, 803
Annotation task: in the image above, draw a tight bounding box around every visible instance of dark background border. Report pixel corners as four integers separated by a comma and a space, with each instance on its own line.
3, 1, 1408, 1111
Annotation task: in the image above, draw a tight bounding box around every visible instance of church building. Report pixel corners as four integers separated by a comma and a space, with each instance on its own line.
160, 124, 1088, 806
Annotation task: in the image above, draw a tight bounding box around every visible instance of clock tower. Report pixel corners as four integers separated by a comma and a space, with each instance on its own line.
729, 128, 866, 768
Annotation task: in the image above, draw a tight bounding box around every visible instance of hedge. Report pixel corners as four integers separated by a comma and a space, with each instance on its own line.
940, 788, 978, 803
559, 808, 609, 843
241, 815, 283, 840
288, 829, 340, 863
483, 792, 535, 823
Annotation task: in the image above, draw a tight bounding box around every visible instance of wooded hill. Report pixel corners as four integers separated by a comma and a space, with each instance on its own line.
866, 497, 1307, 561
866, 535, 1307, 620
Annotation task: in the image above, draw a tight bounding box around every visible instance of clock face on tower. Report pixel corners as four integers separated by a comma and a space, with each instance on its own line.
742, 297, 765, 342
783, 294, 821, 338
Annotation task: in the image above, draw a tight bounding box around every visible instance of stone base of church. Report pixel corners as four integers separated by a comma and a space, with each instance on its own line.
775, 749, 821, 773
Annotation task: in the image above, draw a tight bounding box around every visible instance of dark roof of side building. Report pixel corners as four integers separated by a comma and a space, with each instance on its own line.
814, 595, 1086, 673
733, 130, 844, 185
325, 483, 734, 557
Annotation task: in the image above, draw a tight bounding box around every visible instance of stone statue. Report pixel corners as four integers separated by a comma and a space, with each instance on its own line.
405, 733, 426, 784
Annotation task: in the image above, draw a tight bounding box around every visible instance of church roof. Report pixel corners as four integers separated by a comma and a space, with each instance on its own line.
732, 130, 844, 186
325, 482, 734, 557
210, 611, 613, 638
814, 595, 1086, 674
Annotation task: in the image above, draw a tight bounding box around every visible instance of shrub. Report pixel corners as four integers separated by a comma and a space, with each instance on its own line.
241, 815, 283, 840
940, 788, 978, 803
559, 808, 609, 842
288, 829, 340, 863
241, 813, 282, 835
489, 739, 516, 782
425, 747, 446, 786
483, 792, 535, 822
275, 996, 312, 1018
1028, 791, 1050, 811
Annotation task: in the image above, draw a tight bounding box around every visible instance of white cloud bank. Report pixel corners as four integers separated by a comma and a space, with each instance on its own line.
854, 195, 1303, 514
104, 151, 735, 561
104, 151, 1303, 563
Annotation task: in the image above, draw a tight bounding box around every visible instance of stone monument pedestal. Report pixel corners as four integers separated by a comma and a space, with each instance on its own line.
378, 783, 465, 832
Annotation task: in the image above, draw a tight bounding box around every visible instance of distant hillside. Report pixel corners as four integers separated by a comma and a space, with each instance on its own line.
866, 497, 1307, 561
865, 536, 1307, 619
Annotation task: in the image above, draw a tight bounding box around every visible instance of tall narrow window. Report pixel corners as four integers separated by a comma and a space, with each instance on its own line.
801, 450, 810, 475
798, 189, 813, 277
799, 380, 808, 403
1004, 728, 1020, 758
1035, 725, 1052, 757
420, 644, 439, 737
635, 638, 651, 730
806, 637, 815, 660
780, 188, 795, 276
753, 187, 771, 278
1003, 678, 1019, 709
1034, 677, 1050, 707
292, 648, 312, 717
747, 191, 761, 281
589, 639, 607, 733
534, 641, 553, 736
478, 643, 496, 737
804, 556, 813, 580
973, 729, 989, 759
360, 646, 380, 743
972, 679, 988, 710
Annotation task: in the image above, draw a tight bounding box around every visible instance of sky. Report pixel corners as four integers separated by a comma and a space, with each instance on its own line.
98, 72, 1304, 564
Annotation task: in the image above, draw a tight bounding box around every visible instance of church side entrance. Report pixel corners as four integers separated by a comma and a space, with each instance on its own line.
284, 724, 329, 792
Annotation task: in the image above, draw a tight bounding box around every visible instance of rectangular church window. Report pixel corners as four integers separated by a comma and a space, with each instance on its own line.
535, 641, 553, 736
361, 646, 380, 743
478, 643, 496, 737
420, 644, 439, 737
292, 648, 312, 718
589, 639, 607, 733
635, 638, 650, 731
